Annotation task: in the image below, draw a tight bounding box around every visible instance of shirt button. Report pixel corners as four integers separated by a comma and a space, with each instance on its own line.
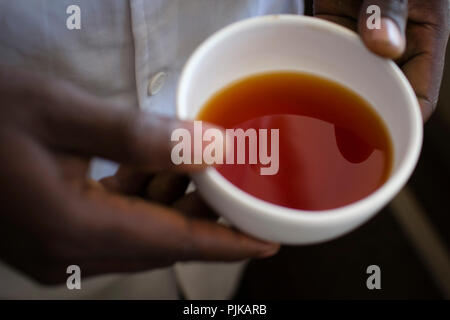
148, 71, 166, 96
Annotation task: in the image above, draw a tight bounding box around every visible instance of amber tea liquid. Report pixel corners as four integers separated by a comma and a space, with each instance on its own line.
197, 72, 393, 211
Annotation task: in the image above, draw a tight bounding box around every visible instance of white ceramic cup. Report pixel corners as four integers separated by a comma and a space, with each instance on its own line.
177, 15, 422, 244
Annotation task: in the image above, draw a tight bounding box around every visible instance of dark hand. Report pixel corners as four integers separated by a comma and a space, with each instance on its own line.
314, 0, 449, 121
0, 66, 279, 284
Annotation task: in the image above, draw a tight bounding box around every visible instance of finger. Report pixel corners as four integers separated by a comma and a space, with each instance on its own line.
313, 0, 360, 30
173, 191, 218, 220
358, 0, 408, 58
100, 166, 152, 195
145, 170, 190, 204
53, 153, 90, 184
401, 49, 447, 122
102, 168, 216, 218
9, 68, 226, 172
399, 9, 449, 121
78, 189, 280, 264
71, 260, 174, 278
101, 167, 190, 204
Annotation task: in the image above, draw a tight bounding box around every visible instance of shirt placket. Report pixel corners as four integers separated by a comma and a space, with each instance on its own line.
129, 0, 177, 114
129, 0, 151, 111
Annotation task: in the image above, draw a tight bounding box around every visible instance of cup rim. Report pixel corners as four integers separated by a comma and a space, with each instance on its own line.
177, 14, 423, 223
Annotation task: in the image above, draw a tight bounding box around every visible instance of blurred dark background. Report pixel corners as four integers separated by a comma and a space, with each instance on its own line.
234, 6, 450, 300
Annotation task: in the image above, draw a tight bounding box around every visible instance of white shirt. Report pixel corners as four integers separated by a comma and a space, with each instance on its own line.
0, 0, 303, 299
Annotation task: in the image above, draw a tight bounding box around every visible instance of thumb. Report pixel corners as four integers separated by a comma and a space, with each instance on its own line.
36, 75, 223, 171
358, 0, 408, 59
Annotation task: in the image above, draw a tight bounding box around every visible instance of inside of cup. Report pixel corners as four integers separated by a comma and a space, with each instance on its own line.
178, 15, 421, 180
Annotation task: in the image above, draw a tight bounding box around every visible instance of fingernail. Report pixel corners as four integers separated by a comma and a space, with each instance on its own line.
366, 18, 405, 58
257, 244, 280, 258
382, 18, 404, 49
